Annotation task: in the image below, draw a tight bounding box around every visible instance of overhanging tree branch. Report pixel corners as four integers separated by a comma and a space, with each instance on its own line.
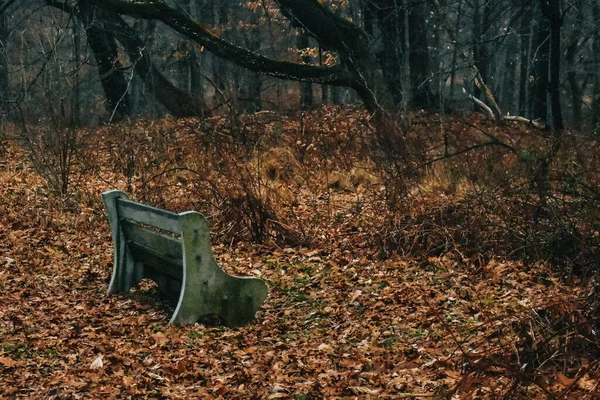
46, 0, 131, 120
102, 13, 206, 117
0, 0, 17, 15
273, 0, 367, 55
46, 0, 205, 117
91, 0, 356, 87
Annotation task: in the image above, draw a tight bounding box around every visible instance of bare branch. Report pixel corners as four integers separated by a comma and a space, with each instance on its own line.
0, 0, 17, 15
91, 0, 356, 87
462, 87, 495, 120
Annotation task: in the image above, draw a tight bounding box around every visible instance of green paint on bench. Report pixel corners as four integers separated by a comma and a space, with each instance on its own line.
102, 190, 268, 326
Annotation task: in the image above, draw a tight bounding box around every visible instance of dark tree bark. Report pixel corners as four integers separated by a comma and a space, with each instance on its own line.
48, 1, 203, 118
297, 32, 314, 109
78, 3, 131, 121
472, 0, 492, 102
71, 21, 81, 125
275, 0, 389, 111
92, 0, 381, 113
103, 14, 205, 117
212, 0, 231, 95
318, 45, 329, 104
530, 3, 550, 124
376, 0, 403, 106
541, 0, 563, 132
592, 3, 600, 129
0, 13, 9, 114
362, 0, 375, 37
407, 0, 433, 109
565, 2, 586, 130
518, 0, 533, 116
374, 0, 434, 109
180, 0, 204, 104
240, 8, 262, 113
449, 0, 463, 98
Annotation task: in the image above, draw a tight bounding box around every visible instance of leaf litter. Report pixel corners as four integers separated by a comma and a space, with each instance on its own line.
0, 109, 598, 398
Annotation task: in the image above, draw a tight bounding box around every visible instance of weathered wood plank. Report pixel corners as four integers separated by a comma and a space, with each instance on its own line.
103, 190, 138, 294
121, 220, 182, 259
116, 197, 182, 234
127, 241, 183, 280
103, 190, 268, 326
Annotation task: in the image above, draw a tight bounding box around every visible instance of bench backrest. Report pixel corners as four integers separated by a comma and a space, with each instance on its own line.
102, 190, 268, 326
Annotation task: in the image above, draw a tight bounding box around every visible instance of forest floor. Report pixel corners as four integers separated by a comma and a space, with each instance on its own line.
0, 108, 598, 398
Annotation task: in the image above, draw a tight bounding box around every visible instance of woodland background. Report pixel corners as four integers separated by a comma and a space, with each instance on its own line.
1, 0, 600, 398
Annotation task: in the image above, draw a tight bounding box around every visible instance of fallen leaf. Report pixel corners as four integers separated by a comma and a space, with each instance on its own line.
350, 290, 362, 304
317, 343, 334, 354
576, 374, 597, 391
90, 356, 103, 369
350, 386, 380, 395
151, 332, 168, 347
0, 357, 17, 367
148, 372, 169, 381
556, 373, 576, 387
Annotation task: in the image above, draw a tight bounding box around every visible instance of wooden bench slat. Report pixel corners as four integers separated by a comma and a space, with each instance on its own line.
127, 242, 184, 280
122, 220, 183, 260
116, 197, 182, 234
102, 190, 268, 326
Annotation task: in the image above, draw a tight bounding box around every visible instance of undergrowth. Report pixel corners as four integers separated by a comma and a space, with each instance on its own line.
8, 106, 600, 397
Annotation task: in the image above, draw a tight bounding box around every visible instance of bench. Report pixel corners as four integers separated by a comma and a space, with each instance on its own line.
102, 190, 268, 326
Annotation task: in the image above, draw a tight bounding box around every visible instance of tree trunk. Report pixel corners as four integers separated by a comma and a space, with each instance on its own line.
71, 21, 81, 126
241, 9, 262, 113
592, 3, 600, 129
318, 45, 329, 104
79, 4, 131, 121
565, 3, 584, 131
93, 0, 390, 115
0, 14, 9, 115
376, 0, 403, 106
297, 32, 313, 109
530, 3, 549, 124
541, 0, 563, 132
408, 0, 433, 109
181, 0, 205, 104
212, 0, 231, 97
518, 0, 533, 116
449, 0, 463, 98
80, 6, 204, 117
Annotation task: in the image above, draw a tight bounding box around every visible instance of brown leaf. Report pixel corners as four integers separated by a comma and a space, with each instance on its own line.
0, 357, 17, 367
555, 373, 576, 387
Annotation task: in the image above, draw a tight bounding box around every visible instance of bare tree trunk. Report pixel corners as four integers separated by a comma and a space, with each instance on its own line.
212, 0, 230, 98
93, 0, 391, 115
472, 0, 491, 102
78, 4, 131, 121
518, 0, 533, 117
318, 45, 329, 104
241, 9, 262, 112
541, 0, 563, 132
297, 32, 313, 109
592, 3, 600, 128
0, 14, 9, 116
70, 21, 81, 126
408, 0, 433, 109
181, 0, 204, 104
531, 3, 549, 124
80, 7, 205, 117
376, 0, 403, 106
565, 2, 585, 131
401, 0, 411, 123
449, 0, 463, 98
500, 37, 518, 115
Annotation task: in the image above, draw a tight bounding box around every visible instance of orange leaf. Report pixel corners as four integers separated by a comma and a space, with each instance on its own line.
0, 357, 17, 367
556, 373, 576, 387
